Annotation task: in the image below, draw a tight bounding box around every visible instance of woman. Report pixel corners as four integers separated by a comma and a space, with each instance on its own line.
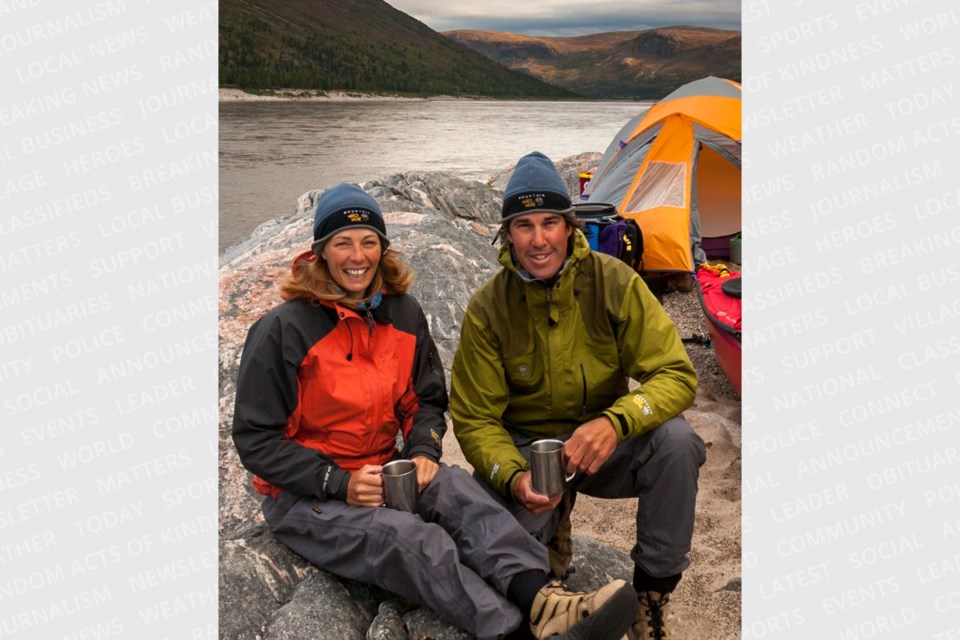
232, 183, 635, 640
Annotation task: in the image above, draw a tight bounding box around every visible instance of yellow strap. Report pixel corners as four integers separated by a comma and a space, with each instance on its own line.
698, 262, 730, 277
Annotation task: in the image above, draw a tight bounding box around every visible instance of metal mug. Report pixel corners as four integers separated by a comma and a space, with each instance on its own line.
382, 459, 419, 513
530, 439, 576, 497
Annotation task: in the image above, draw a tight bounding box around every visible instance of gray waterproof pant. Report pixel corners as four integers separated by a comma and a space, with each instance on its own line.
262, 463, 550, 640
481, 416, 707, 578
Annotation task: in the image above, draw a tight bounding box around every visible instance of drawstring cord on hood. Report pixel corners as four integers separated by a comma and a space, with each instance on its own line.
357, 292, 382, 336
342, 292, 383, 361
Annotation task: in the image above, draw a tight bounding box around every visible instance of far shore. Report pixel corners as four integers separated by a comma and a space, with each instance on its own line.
221, 88, 457, 102
218, 88, 627, 103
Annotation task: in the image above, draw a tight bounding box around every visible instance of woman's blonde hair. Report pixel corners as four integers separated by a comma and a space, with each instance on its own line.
281, 243, 414, 306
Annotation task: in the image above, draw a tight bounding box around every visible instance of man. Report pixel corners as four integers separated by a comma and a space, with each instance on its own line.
451, 152, 707, 640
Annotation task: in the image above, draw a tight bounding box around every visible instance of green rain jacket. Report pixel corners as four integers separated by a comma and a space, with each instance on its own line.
450, 230, 697, 499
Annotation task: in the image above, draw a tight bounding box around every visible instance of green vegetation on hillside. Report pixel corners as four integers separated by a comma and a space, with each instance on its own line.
220, 0, 578, 98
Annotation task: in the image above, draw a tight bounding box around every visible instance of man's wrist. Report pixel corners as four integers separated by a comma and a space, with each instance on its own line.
602, 410, 630, 438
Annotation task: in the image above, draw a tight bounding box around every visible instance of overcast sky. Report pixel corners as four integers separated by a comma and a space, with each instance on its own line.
384, 0, 741, 36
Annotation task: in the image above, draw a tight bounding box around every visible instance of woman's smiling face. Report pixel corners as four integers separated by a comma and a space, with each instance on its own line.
320, 228, 382, 299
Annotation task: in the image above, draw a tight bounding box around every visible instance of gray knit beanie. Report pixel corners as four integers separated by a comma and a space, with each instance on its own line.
501, 151, 573, 222
312, 183, 388, 252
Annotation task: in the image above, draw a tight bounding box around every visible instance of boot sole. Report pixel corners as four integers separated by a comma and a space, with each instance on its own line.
553, 584, 638, 640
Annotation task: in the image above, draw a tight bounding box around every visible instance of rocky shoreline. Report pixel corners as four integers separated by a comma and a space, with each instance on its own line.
218, 155, 741, 639
220, 88, 454, 102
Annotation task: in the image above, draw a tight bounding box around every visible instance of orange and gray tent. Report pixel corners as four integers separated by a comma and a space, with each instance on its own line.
582, 76, 741, 273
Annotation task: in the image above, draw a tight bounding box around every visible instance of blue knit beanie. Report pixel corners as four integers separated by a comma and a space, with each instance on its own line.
312, 183, 388, 251
501, 151, 572, 221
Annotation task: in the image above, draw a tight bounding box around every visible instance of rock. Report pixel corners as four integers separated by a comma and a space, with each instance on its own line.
218, 524, 317, 639
218, 154, 739, 639
718, 577, 742, 592
289, 172, 505, 227
266, 572, 372, 639
564, 536, 634, 590
403, 608, 474, 640
366, 599, 416, 640
368, 173, 504, 225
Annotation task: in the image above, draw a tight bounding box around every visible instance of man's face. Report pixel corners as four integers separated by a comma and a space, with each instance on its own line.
507, 212, 573, 281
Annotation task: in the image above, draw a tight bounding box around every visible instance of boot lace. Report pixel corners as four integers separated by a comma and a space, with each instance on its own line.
636, 592, 671, 640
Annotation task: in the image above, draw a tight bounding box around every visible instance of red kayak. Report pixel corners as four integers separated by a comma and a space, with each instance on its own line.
696, 266, 742, 395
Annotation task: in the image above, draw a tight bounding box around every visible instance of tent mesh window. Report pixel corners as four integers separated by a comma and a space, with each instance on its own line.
625, 161, 686, 212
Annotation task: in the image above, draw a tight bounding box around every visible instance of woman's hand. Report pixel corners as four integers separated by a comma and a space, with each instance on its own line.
346, 464, 384, 507
513, 470, 564, 515
411, 456, 439, 492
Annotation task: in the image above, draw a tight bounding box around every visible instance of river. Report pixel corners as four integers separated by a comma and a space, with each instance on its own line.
219, 99, 651, 254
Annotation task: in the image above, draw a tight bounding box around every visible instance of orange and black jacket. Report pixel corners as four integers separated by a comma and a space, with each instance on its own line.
232, 295, 447, 501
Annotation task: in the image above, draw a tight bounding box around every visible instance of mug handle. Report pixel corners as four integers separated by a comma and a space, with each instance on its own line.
561, 442, 577, 482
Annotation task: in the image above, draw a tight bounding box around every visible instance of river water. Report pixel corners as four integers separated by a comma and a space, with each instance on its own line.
219, 99, 651, 254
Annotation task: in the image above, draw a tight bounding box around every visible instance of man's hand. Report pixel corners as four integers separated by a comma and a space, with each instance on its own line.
564, 416, 619, 475
411, 456, 439, 492
346, 464, 384, 507
513, 470, 564, 514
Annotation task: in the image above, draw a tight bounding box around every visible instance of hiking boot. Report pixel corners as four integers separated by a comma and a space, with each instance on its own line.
529, 579, 637, 640
631, 591, 672, 640
547, 491, 576, 579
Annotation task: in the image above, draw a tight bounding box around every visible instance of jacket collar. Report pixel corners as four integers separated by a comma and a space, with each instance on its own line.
323, 296, 391, 324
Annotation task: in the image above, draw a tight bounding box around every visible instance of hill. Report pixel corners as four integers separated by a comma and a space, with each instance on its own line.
219, 0, 577, 98
444, 26, 741, 99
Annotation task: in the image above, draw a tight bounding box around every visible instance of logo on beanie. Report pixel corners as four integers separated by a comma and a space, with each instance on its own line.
518, 193, 546, 210
502, 188, 570, 220
343, 209, 370, 223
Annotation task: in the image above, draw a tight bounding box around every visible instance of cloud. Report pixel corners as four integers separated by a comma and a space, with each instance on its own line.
385, 0, 741, 35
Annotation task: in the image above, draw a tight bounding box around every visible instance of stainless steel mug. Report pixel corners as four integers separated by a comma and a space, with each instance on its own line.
382, 459, 419, 513
530, 439, 576, 497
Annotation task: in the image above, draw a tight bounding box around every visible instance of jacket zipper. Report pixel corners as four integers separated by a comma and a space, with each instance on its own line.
345, 320, 354, 361
580, 364, 587, 417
